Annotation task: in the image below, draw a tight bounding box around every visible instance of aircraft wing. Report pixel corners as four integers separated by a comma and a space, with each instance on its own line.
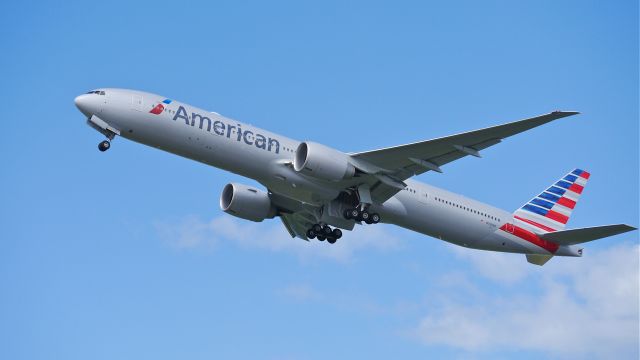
350, 111, 579, 203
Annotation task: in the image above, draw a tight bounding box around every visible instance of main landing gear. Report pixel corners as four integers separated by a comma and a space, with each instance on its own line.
306, 223, 342, 244
98, 140, 111, 152
343, 208, 380, 224
344, 184, 381, 225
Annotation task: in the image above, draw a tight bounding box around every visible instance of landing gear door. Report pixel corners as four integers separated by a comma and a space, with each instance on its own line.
131, 94, 143, 111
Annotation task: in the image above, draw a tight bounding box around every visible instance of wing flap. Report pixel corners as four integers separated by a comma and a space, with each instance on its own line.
540, 224, 637, 245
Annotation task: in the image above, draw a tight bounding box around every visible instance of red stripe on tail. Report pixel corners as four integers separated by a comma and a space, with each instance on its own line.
568, 183, 583, 194
556, 197, 576, 209
514, 215, 558, 232
546, 210, 569, 224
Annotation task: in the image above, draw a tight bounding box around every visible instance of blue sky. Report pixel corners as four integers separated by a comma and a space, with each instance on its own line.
1, 1, 638, 359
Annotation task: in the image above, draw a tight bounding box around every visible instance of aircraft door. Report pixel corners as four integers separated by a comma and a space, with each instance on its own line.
418, 190, 429, 204
131, 94, 143, 111
505, 222, 515, 233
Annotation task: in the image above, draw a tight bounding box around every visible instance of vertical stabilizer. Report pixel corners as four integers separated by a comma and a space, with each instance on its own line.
513, 169, 590, 233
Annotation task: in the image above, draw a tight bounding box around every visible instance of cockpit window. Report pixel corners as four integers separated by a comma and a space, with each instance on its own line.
85, 90, 106, 95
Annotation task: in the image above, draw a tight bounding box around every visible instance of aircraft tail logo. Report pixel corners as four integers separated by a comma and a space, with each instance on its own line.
513, 169, 590, 233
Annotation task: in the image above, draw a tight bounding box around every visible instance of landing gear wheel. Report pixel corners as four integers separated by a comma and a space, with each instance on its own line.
327, 236, 337, 244
98, 140, 111, 152
312, 224, 323, 233
360, 211, 370, 222
322, 225, 332, 236
317, 235, 326, 241
306, 229, 316, 239
371, 213, 381, 224
350, 209, 360, 220
332, 228, 342, 239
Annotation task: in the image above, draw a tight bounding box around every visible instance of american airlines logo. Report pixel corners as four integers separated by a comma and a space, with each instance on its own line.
170, 105, 280, 154
150, 99, 172, 114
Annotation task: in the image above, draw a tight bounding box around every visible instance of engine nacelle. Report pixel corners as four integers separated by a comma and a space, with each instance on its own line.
293, 141, 355, 182
219, 183, 276, 222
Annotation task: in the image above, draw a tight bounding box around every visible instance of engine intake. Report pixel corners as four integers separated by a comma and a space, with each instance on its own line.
219, 183, 276, 222
294, 141, 355, 182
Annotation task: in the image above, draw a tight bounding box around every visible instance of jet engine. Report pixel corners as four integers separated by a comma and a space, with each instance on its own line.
293, 141, 356, 182
219, 183, 276, 222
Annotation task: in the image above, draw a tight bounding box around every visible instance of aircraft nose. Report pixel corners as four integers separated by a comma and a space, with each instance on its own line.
74, 94, 93, 117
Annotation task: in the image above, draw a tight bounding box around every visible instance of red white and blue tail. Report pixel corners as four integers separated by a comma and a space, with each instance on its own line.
513, 169, 590, 233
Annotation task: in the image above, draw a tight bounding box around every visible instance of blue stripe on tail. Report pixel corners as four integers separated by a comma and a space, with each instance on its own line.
547, 186, 566, 196
523, 204, 549, 216
539, 192, 560, 202
530, 198, 555, 209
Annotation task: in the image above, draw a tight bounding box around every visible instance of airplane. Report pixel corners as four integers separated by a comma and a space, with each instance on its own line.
74, 88, 636, 266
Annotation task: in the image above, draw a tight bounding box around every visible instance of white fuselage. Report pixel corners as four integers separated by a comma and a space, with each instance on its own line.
75, 88, 579, 257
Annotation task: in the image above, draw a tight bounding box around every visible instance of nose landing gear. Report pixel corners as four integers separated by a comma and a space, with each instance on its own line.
98, 140, 111, 152
87, 114, 118, 152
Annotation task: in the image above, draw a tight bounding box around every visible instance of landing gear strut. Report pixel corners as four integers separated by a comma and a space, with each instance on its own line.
306, 223, 342, 244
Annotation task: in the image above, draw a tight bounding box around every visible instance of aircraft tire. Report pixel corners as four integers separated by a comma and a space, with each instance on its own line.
371, 213, 380, 224
306, 229, 316, 239
98, 140, 110, 152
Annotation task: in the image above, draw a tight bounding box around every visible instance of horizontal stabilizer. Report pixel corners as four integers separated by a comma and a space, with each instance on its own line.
540, 224, 637, 245
526, 254, 553, 266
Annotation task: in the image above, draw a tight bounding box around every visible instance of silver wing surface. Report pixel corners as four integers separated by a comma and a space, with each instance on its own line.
349, 111, 579, 203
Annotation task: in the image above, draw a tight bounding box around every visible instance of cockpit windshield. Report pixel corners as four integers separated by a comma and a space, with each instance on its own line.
86, 90, 106, 95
